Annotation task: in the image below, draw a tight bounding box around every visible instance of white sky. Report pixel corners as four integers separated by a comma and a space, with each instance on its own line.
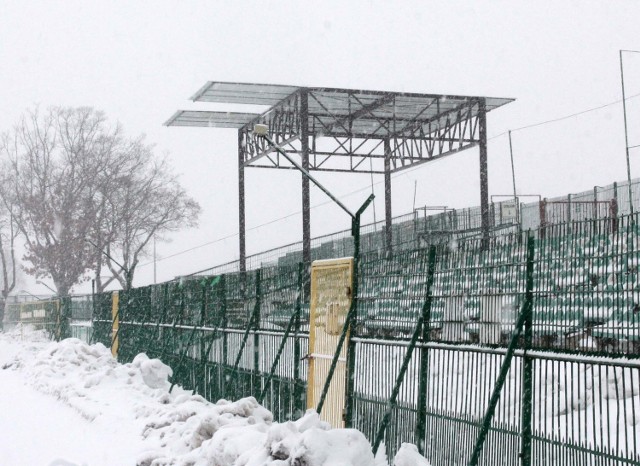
1, 0, 640, 292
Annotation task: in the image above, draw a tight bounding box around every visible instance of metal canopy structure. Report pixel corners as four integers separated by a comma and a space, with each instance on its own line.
166, 81, 514, 270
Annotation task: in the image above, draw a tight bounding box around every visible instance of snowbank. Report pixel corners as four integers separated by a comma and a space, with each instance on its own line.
0, 325, 429, 466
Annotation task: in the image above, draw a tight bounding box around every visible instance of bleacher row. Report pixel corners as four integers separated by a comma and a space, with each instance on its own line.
274, 205, 507, 268
5, 195, 639, 355
344, 219, 640, 353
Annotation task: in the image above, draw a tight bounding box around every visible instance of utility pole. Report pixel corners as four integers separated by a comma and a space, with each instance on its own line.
620, 49, 640, 216
154, 235, 157, 284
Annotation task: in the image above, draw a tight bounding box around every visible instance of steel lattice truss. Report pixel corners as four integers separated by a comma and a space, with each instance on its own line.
166, 82, 513, 174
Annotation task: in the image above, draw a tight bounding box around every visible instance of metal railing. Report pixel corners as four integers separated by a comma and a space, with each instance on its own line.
11, 179, 640, 464
191, 177, 640, 278
78, 212, 640, 464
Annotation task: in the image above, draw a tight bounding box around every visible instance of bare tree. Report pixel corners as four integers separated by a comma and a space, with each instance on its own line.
0, 107, 200, 295
0, 107, 120, 296
97, 140, 200, 291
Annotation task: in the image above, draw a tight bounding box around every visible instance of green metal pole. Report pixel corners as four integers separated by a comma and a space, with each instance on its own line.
372, 314, 424, 455
222, 275, 229, 398
316, 304, 354, 415
316, 195, 374, 417
344, 215, 360, 427
520, 236, 535, 466
169, 317, 204, 393
253, 271, 261, 394
258, 304, 301, 404
133, 290, 150, 361
229, 270, 261, 396
159, 287, 185, 365
153, 284, 169, 355
467, 235, 535, 466
293, 263, 304, 415
170, 278, 221, 394
416, 246, 437, 455
196, 278, 209, 395
196, 276, 225, 396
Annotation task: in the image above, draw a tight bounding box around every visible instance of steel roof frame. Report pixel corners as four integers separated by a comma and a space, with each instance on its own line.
166, 81, 513, 271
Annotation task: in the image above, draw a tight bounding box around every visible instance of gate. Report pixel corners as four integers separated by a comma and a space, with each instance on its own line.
307, 257, 354, 428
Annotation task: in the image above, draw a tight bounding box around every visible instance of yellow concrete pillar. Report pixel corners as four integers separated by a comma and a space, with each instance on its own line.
111, 291, 119, 358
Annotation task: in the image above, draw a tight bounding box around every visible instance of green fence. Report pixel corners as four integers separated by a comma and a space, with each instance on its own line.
91, 263, 310, 422
84, 213, 640, 464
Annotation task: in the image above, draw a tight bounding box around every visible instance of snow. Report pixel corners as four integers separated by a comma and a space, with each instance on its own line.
393, 444, 431, 466
0, 325, 428, 466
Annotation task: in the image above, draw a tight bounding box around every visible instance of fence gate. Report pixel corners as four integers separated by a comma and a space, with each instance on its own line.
307, 257, 354, 428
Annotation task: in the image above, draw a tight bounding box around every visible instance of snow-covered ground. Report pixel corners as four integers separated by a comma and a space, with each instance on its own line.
0, 325, 426, 466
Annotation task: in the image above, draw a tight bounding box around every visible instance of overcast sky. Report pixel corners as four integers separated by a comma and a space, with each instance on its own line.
1, 1, 640, 292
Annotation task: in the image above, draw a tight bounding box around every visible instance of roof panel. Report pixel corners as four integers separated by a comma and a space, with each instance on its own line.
191, 81, 300, 106
164, 110, 260, 128
170, 82, 514, 136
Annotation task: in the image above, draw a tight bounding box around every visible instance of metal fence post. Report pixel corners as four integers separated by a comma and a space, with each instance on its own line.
221, 274, 228, 396
197, 278, 209, 394
152, 284, 169, 357
195, 276, 226, 399
55, 298, 62, 341
611, 198, 619, 234
317, 197, 374, 421
539, 199, 547, 239
610, 181, 620, 233
520, 237, 535, 466
293, 263, 304, 415
169, 278, 221, 394
258, 301, 301, 404
228, 270, 261, 397
253, 270, 261, 394
467, 235, 535, 466
219, 277, 229, 398
373, 313, 425, 455
345, 212, 361, 427
416, 246, 437, 455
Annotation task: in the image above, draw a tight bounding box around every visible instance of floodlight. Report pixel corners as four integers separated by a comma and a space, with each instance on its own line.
253, 124, 269, 136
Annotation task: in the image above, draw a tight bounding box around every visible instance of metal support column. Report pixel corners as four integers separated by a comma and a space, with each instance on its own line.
301, 90, 311, 266
478, 98, 490, 247
384, 138, 393, 254
238, 130, 247, 273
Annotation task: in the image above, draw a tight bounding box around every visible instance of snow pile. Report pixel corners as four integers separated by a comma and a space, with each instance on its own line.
133, 353, 174, 390
393, 444, 431, 466
0, 325, 428, 466
538, 362, 640, 423
154, 407, 377, 466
